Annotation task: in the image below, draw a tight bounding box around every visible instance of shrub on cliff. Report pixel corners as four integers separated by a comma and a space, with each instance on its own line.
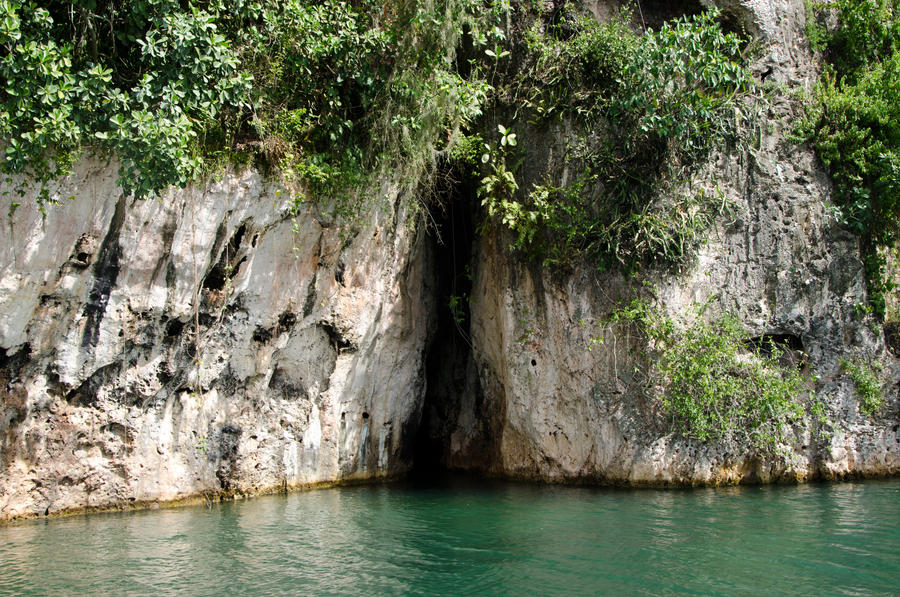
802, 0, 900, 317
475, 7, 755, 270
611, 300, 811, 450
0, 0, 496, 208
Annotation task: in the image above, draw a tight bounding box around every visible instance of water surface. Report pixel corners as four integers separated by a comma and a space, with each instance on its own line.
1, 477, 898, 595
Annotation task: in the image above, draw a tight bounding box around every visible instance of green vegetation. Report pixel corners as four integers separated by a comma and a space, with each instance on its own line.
611, 300, 808, 448
473, 6, 754, 269
840, 357, 885, 415
2, 0, 755, 268
801, 0, 900, 317
0, 0, 498, 209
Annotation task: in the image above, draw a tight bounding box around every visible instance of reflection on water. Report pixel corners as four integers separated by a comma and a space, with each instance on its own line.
1, 478, 898, 595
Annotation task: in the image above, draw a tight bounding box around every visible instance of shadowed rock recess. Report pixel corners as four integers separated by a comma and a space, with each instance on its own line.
2, 0, 899, 521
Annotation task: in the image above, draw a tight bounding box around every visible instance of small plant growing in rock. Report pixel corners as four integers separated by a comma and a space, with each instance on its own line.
840, 357, 885, 416
610, 300, 809, 449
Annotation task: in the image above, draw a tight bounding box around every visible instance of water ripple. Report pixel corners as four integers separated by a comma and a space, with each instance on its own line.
1, 479, 898, 595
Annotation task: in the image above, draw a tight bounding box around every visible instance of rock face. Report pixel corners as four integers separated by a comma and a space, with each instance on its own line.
426, 0, 900, 484
1, 0, 899, 521
1, 160, 433, 520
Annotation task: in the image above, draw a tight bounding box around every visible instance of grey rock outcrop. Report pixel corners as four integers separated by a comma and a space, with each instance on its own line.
1, 160, 433, 520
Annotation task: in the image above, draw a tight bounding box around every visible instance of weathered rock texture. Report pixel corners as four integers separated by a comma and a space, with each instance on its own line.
1, 160, 433, 520
427, 0, 900, 484
1, 0, 899, 521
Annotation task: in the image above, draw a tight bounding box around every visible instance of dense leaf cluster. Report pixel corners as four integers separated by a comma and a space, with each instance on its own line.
802, 0, 900, 317
840, 357, 885, 415
475, 7, 754, 269
0, 0, 497, 207
614, 300, 809, 449
1, 0, 251, 200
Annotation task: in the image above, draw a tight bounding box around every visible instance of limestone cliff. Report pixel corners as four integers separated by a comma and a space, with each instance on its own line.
1, 0, 899, 521
1, 161, 433, 520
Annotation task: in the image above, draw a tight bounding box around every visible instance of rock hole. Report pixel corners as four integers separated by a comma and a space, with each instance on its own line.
319, 321, 354, 353
277, 311, 297, 332
531, 359, 537, 367
165, 318, 186, 340
362, 411, 370, 420
630, 0, 703, 28
202, 223, 248, 292
252, 326, 273, 344
202, 267, 227, 293
745, 333, 806, 370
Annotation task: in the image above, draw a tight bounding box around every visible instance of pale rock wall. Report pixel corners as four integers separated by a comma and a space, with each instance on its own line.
0, 159, 433, 520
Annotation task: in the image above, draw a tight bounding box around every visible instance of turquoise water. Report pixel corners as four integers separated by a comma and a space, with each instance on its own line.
1, 477, 898, 595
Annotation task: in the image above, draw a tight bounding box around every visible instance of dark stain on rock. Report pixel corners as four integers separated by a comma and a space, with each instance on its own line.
252, 325, 272, 344
81, 195, 127, 348
319, 321, 354, 353
216, 424, 243, 491
302, 277, 317, 318
65, 362, 122, 407
883, 322, 900, 357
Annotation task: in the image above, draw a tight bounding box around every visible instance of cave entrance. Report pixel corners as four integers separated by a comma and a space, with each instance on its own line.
412, 164, 481, 479
632, 0, 704, 29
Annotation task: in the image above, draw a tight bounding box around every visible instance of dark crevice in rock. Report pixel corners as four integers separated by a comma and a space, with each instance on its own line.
202, 222, 248, 294
746, 333, 807, 370
215, 424, 242, 492
302, 276, 318, 318
81, 194, 127, 348
414, 166, 486, 478
884, 322, 900, 357
1, 344, 30, 388
164, 318, 186, 343
319, 321, 354, 353
65, 362, 122, 407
